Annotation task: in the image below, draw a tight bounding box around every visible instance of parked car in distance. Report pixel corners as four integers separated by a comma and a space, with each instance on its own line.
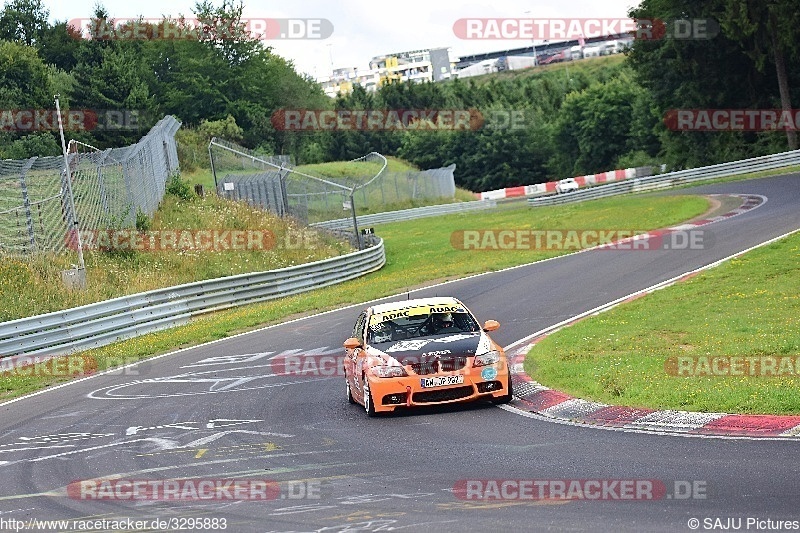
556, 178, 580, 194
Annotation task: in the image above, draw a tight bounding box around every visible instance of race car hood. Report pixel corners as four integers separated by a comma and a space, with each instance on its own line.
368, 332, 493, 366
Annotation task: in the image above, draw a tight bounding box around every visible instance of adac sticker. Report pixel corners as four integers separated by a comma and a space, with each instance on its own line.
481, 367, 497, 381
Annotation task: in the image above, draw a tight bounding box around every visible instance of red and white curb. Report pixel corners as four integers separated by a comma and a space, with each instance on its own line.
503, 194, 800, 439
479, 168, 636, 200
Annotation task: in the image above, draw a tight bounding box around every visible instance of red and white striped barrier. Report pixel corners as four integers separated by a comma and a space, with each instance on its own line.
478, 168, 636, 200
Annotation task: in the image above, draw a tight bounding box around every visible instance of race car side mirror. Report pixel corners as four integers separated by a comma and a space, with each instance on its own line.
343, 337, 362, 349
483, 320, 500, 332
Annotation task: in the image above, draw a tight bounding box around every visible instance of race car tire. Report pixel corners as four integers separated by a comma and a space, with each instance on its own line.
363, 378, 378, 417
492, 376, 514, 405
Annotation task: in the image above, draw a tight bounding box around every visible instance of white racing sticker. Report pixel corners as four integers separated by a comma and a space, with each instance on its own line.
386, 340, 430, 352
476, 333, 493, 354
421, 350, 452, 357
431, 334, 475, 344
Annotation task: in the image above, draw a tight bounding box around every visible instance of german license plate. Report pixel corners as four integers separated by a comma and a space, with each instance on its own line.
420, 375, 464, 388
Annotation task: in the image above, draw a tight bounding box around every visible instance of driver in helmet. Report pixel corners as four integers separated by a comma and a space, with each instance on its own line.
369, 321, 393, 343
431, 312, 459, 333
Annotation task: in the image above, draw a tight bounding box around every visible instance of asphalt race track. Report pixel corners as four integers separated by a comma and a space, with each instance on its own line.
1, 174, 799, 532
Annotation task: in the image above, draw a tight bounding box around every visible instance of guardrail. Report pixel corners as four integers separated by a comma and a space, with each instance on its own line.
312, 199, 497, 231
0, 237, 385, 357
529, 150, 800, 207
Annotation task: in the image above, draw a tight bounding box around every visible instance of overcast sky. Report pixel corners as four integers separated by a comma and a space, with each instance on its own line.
44, 0, 639, 77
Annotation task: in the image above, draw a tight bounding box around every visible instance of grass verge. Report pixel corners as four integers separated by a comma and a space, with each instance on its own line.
0, 194, 709, 401
524, 230, 800, 415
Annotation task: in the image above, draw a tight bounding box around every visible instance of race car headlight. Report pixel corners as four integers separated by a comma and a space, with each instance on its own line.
473, 350, 500, 367
371, 365, 408, 378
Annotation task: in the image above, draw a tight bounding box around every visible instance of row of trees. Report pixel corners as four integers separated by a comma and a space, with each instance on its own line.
316, 63, 659, 192
1, 0, 797, 191
0, 0, 328, 159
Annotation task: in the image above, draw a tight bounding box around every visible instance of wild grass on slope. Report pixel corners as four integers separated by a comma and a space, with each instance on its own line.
0, 192, 351, 322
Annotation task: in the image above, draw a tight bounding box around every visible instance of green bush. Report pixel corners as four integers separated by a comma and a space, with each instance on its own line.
165, 172, 195, 201
135, 208, 151, 231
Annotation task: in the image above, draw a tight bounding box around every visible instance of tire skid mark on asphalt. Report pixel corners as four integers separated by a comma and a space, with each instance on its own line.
436, 499, 571, 510
135, 441, 283, 458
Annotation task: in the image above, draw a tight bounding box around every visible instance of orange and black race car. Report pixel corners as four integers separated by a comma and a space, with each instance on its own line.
343, 296, 512, 416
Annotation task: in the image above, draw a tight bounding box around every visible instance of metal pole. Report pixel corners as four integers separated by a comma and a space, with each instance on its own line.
350, 188, 362, 250
278, 164, 290, 217
208, 140, 218, 189
55, 95, 85, 272
20, 158, 36, 251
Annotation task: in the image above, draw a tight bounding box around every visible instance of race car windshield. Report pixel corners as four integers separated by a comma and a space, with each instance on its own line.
367, 311, 480, 344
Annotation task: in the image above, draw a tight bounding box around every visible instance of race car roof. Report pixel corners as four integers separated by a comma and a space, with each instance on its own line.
369, 297, 463, 315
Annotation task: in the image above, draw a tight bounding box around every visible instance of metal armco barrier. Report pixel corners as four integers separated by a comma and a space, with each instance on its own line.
529, 150, 800, 207
0, 237, 385, 357
312, 199, 497, 231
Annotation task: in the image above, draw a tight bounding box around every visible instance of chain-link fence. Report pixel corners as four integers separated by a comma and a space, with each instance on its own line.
209, 138, 456, 225
0, 115, 181, 258
217, 171, 288, 217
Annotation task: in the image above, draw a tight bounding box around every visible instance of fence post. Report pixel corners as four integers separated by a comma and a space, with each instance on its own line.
350, 188, 363, 250
96, 150, 111, 218
208, 139, 219, 189
19, 157, 37, 252
278, 164, 290, 217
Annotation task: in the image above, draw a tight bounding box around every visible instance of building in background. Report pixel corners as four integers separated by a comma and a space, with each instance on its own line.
318, 67, 381, 98
318, 47, 456, 97
316, 34, 632, 94
369, 47, 456, 86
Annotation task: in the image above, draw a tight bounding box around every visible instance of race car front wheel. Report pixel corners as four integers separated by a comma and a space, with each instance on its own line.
492, 377, 514, 405
363, 379, 377, 417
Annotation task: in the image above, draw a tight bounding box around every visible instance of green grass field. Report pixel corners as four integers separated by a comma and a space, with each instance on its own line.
524, 230, 800, 415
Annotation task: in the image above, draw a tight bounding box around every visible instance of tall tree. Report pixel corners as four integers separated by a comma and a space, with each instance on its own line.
627, 0, 779, 168
714, 0, 800, 150
0, 0, 48, 45
0, 40, 52, 107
